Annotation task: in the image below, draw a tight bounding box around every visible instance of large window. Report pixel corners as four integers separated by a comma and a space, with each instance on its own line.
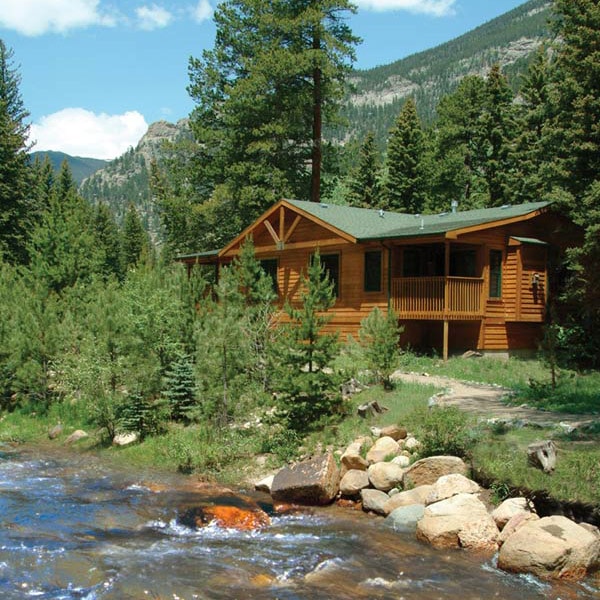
364, 250, 382, 292
259, 258, 278, 293
489, 250, 503, 298
320, 253, 340, 297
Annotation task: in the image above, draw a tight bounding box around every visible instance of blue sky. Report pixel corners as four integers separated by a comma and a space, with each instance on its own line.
0, 0, 529, 159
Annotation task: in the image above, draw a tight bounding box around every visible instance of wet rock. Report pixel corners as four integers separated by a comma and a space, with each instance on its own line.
498, 515, 600, 580
254, 475, 274, 494
180, 504, 271, 531
425, 474, 480, 505
416, 493, 499, 552
360, 488, 389, 515
366, 436, 400, 464
383, 485, 433, 515
368, 462, 405, 492
64, 430, 88, 444
492, 497, 532, 530
403, 456, 468, 488
385, 504, 425, 532
339, 469, 370, 497
271, 453, 340, 506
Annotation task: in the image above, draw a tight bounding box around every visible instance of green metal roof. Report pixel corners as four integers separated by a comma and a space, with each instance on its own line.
176, 249, 220, 260
285, 199, 551, 241
510, 236, 549, 246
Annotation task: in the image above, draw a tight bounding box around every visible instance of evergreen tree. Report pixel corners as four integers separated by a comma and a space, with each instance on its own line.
274, 250, 341, 432
188, 0, 358, 224
121, 203, 151, 270
162, 353, 197, 423
383, 98, 428, 213
0, 41, 32, 264
93, 202, 124, 280
346, 131, 381, 208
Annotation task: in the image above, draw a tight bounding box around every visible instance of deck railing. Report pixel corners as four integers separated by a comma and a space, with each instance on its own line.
391, 276, 484, 320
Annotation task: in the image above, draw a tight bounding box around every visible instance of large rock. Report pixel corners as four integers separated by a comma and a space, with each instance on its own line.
416, 493, 499, 552
403, 456, 468, 488
425, 474, 480, 505
254, 475, 274, 494
386, 504, 425, 532
113, 432, 138, 446
491, 497, 532, 530
360, 488, 390, 515
366, 436, 400, 464
271, 453, 340, 505
340, 441, 369, 471
498, 511, 540, 545
179, 504, 271, 531
65, 430, 89, 444
379, 425, 407, 441
339, 469, 370, 497
498, 516, 600, 580
383, 485, 433, 515
368, 462, 405, 492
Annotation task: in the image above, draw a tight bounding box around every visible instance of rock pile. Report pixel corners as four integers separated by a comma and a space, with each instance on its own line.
260, 427, 600, 583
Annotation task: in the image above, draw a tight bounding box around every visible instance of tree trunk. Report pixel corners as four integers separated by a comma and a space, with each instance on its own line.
311, 30, 322, 204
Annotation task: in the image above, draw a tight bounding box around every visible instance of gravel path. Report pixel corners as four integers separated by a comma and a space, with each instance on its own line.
391, 371, 598, 430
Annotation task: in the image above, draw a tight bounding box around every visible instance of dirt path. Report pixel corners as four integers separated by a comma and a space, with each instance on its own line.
391, 371, 597, 430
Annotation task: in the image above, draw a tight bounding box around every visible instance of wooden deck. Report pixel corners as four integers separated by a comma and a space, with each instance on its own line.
391, 276, 484, 320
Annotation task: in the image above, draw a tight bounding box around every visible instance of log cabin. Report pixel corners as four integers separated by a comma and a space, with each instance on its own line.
179, 199, 579, 360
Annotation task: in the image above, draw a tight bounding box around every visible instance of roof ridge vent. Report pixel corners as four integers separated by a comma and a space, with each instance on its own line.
500, 204, 511, 209
320, 203, 329, 208
438, 212, 448, 217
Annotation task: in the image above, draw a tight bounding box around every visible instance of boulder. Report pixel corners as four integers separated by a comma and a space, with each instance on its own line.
425, 474, 480, 505
113, 432, 138, 446
271, 453, 340, 505
416, 493, 499, 552
368, 462, 405, 492
498, 511, 540, 545
383, 485, 433, 515
366, 436, 400, 464
64, 430, 89, 444
339, 469, 370, 497
391, 455, 410, 468
379, 425, 408, 441
491, 497, 532, 530
498, 515, 600, 580
254, 475, 274, 494
340, 441, 369, 472
179, 505, 271, 531
527, 440, 557, 473
403, 456, 468, 488
404, 437, 421, 452
360, 488, 390, 515
386, 504, 425, 532
48, 424, 63, 440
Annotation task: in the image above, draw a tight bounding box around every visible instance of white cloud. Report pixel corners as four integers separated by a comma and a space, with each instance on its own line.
29, 108, 148, 160
135, 4, 173, 31
0, 0, 116, 36
191, 0, 213, 23
356, 0, 456, 17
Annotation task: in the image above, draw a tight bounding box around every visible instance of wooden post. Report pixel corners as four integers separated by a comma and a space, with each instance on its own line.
443, 240, 450, 361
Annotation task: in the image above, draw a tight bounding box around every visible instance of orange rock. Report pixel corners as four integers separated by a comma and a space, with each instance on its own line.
202, 505, 271, 530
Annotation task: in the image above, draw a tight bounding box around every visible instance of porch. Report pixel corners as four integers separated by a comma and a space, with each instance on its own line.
391, 276, 484, 320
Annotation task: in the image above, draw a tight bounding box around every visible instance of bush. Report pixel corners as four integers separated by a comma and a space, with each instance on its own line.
413, 405, 479, 459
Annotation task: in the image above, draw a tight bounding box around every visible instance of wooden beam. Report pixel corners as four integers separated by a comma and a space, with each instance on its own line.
284, 215, 302, 243
443, 320, 449, 361
264, 220, 280, 244
279, 206, 285, 241
223, 236, 346, 257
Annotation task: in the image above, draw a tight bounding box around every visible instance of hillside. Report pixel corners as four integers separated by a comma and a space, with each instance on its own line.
79, 119, 191, 235
29, 150, 107, 185
333, 0, 553, 146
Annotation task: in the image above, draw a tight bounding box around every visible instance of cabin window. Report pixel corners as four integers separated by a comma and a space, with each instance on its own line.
364, 250, 382, 292
320, 253, 340, 297
259, 258, 278, 293
450, 249, 477, 277
489, 250, 503, 298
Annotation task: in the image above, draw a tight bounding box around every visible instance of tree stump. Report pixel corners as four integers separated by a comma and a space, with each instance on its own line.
527, 440, 557, 474
357, 400, 388, 418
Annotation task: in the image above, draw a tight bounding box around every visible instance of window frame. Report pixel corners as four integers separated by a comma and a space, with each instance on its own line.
489, 249, 503, 299
259, 257, 279, 294
364, 249, 382, 293
319, 252, 340, 298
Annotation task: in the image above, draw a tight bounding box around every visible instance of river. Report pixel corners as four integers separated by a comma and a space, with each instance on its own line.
0, 445, 597, 599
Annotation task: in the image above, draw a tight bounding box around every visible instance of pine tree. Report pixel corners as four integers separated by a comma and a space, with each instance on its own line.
0, 41, 32, 264
121, 203, 151, 270
162, 354, 197, 423
274, 250, 341, 432
347, 131, 381, 208
188, 0, 358, 223
383, 98, 428, 214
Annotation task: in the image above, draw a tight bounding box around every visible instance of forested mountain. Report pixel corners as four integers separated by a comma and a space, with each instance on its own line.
333, 0, 553, 146
29, 151, 107, 185
79, 119, 191, 236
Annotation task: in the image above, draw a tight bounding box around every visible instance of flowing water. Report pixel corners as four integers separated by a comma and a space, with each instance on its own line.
0, 445, 597, 600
